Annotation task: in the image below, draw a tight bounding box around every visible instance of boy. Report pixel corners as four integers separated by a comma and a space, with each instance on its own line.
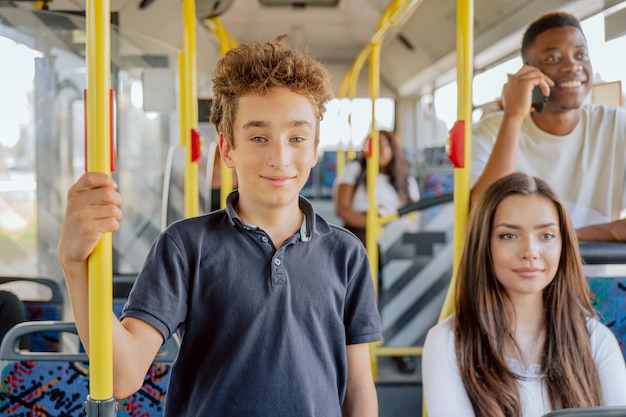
58, 35, 381, 416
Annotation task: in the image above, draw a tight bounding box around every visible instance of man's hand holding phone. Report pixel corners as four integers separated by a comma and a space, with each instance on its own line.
502, 65, 554, 118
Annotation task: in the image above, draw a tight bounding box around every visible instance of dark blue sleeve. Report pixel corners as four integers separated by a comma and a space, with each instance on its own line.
121, 230, 190, 341
344, 245, 382, 345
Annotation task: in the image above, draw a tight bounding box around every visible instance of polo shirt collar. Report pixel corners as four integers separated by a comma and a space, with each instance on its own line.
224, 190, 331, 241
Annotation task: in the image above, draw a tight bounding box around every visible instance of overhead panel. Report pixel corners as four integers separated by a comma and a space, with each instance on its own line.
604, 6, 626, 42
258, 0, 340, 6
196, 0, 236, 18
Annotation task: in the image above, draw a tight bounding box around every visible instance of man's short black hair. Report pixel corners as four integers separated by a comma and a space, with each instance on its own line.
521, 12, 584, 62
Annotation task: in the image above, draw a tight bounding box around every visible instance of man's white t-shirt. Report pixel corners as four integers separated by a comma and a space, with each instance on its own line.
471, 105, 626, 228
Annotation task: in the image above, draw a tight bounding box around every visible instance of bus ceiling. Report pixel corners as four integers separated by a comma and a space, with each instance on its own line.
5, 0, 626, 98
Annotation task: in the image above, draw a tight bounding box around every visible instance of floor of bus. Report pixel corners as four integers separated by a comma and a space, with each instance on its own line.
376, 355, 423, 416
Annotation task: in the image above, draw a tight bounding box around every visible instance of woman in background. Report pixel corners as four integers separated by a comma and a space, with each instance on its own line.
334, 130, 420, 374
334, 130, 419, 244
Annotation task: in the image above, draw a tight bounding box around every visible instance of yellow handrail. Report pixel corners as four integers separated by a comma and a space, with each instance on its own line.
366, 40, 382, 291
423, 1, 473, 415
209, 17, 239, 55
182, 0, 199, 218
439, 0, 473, 322
366, 39, 382, 377
85, 0, 113, 401
336, 0, 424, 173
208, 16, 238, 209
335, 0, 426, 380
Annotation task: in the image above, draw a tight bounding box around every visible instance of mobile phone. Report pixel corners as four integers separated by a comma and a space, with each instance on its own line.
531, 86, 548, 113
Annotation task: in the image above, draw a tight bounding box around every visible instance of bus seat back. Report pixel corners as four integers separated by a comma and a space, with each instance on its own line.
0, 276, 63, 352
0, 321, 179, 416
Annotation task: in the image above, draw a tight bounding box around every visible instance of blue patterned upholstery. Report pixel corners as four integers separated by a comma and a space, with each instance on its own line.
0, 361, 171, 416
588, 276, 626, 360
0, 322, 178, 416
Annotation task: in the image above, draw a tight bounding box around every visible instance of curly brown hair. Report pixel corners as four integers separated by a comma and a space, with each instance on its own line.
209, 34, 333, 148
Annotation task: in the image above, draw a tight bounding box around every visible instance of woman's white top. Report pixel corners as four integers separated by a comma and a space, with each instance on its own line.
422, 315, 626, 417
334, 160, 420, 212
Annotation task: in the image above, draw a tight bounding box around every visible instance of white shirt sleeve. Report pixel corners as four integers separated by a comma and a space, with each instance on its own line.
332, 160, 362, 205
334, 160, 361, 186
408, 175, 420, 202
470, 113, 504, 188
422, 316, 476, 417
588, 318, 626, 405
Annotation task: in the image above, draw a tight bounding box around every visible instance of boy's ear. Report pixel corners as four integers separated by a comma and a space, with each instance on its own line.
218, 132, 236, 168
311, 148, 319, 167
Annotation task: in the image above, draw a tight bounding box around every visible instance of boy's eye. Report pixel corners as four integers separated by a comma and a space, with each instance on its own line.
251, 136, 266, 143
290, 137, 305, 143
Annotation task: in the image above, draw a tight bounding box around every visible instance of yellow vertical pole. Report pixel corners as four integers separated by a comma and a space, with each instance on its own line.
424, 2, 473, 416
337, 67, 361, 174
347, 67, 361, 163
438, 0, 473, 320
183, 0, 199, 218
336, 113, 346, 176
85, 0, 113, 400
366, 38, 382, 378
209, 17, 235, 209
348, 54, 368, 163
366, 41, 381, 304
457, 0, 474, 279
348, 43, 373, 162
336, 74, 349, 176
336, 0, 428, 381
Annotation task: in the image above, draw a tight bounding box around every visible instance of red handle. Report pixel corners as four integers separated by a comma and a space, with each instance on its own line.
447, 120, 465, 168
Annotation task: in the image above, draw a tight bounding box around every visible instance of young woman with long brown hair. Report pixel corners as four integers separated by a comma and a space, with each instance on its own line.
423, 172, 626, 417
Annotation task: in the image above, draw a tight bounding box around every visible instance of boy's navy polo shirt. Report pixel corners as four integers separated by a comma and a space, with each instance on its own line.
122, 191, 382, 416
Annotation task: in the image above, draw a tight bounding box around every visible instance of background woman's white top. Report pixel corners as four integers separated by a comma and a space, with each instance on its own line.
334, 160, 420, 213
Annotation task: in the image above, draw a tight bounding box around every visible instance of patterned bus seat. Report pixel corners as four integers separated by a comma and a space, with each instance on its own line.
0, 321, 179, 416
588, 276, 626, 360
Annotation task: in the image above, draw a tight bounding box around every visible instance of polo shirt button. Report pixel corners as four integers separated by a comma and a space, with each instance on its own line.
261, 236, 269, 243
274, 258, 281, 266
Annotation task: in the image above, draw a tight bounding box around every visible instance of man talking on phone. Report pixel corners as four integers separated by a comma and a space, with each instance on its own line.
470, 11, 626, 242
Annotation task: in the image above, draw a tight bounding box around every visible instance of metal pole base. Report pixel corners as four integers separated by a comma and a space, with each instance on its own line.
84, 396, 117, 416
